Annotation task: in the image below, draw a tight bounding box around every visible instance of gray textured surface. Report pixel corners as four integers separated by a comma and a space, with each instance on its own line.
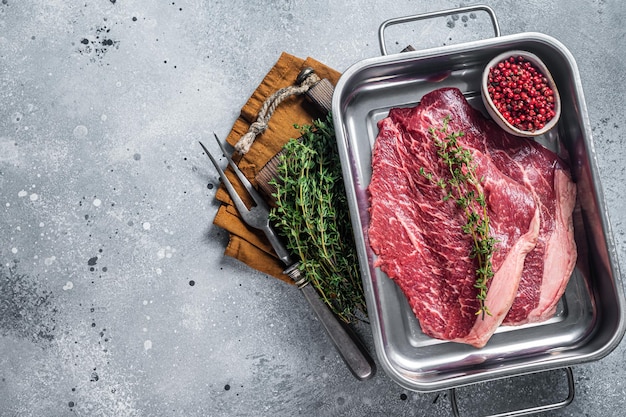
1, 1, 625, 416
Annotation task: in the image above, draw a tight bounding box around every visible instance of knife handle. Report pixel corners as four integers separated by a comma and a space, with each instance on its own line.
284, 264, 376, 380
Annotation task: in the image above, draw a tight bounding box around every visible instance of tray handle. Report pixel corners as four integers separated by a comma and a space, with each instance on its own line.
378, 4, 500, 55
448, 367, 575, 417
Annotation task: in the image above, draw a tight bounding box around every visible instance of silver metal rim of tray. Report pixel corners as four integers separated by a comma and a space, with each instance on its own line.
332, 7, 626, 401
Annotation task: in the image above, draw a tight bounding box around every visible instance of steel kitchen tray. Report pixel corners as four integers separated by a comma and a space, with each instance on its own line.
331, 5, 626, 397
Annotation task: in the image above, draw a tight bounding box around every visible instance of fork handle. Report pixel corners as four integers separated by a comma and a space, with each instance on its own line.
284, 264, 376, 380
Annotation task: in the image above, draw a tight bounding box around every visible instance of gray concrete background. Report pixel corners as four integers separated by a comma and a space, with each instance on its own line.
1, 1, 625, 416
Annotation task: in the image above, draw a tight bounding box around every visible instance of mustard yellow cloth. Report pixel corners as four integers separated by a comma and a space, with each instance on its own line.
213, 52, 341, 283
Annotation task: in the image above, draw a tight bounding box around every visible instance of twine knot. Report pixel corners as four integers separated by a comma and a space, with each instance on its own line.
234, 68, 321, 154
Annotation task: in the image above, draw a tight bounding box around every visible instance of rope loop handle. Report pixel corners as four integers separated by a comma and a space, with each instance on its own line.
234, 67, 320, 154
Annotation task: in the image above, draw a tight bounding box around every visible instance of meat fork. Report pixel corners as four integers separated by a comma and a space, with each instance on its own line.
199, 134, 375, 380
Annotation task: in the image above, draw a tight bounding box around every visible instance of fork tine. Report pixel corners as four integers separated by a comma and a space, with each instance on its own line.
201, 138, 289, 262
198, 141, 252, 219
212, 133, 269, 210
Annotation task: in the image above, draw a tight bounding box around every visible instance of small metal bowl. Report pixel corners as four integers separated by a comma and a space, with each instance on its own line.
481, 50, 561, 137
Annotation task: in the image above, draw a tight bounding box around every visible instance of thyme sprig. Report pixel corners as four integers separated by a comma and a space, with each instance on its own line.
269, 115, 366, 323
423, 116, 497, 319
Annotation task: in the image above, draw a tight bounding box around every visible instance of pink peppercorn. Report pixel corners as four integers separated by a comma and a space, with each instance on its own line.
487, 55, 556, 132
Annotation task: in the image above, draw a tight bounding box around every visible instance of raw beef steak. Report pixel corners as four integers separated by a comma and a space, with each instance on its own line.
368, 87, 576, 347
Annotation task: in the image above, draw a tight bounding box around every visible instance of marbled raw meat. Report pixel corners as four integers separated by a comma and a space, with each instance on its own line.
368, 87, 576, 347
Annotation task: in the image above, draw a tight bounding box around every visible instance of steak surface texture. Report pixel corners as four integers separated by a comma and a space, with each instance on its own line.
368, 87, 576, 348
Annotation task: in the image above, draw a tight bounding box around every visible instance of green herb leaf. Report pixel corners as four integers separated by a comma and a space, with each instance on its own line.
427, 116, 497, 319
269, 114, 366, 323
